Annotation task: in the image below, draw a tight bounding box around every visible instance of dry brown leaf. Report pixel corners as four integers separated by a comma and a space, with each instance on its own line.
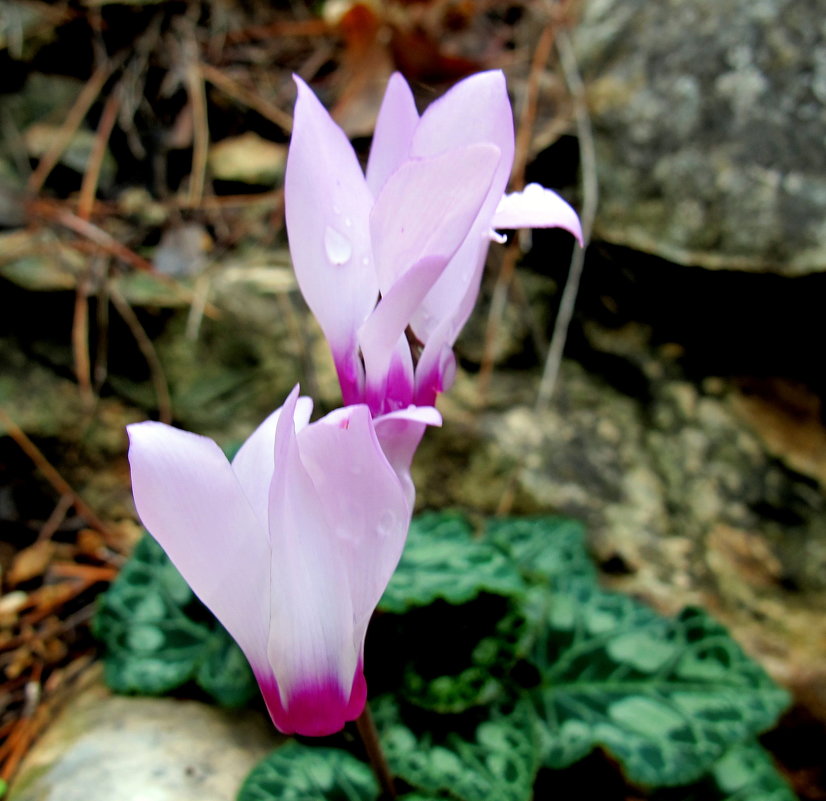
7, 543, 55, 587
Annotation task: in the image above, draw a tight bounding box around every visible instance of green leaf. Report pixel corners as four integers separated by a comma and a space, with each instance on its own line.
380, 512, 525, 614
398, 796, 453, 801
708, 741, 796, 801
655, 741, 797, 801
372, 511, 530, 713
237, 743, 378, 801
393, 599, 530, 713
94, 533, 254, 706
530, 580, 791, 787
485, 516, 597, 588
94, 535, 210, 695
375, 696, 539, 801
196, 624, 257, 707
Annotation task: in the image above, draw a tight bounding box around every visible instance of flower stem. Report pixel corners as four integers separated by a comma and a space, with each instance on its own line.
356, 703, 396, 800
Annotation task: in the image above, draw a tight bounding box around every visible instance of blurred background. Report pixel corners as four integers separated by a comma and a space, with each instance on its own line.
0, 0, 824, 797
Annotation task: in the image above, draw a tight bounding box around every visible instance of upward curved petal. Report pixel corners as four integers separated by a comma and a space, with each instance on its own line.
366, 72, 419, 195
413, 314, 458, 406
492, 183, 583, 244
266, 388, 358, 734
370, 143, 501, 293
373, 406, 442, 507
285, 77, 377, 380
127, 422, 270, 671
297, 403, 411, 632
358, 254, 447, 412
231, 394, 313, 526
412, 70, 513, 161
408, 71, 516, 343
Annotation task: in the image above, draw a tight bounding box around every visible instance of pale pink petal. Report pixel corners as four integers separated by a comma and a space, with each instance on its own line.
365, 72, 419, 196
492, 183, 583, 244
373, 406, 442, 506
413, 315, 458, 406
266, 388, 358, 730
263, 401, 411, 734
230, 394, 313, 525
369, 143, 501, 293
358, 254, 447, 412
412, 70, 514, 167
408, 71, 516, 343
382, 337, 415, 414
298, 404, 411, 636
127, 422, 270, 671
285, 77, 376, 398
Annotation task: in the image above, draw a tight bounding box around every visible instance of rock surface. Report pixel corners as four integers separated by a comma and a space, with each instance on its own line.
574, 0, 826, 274
9, 668, 277, 801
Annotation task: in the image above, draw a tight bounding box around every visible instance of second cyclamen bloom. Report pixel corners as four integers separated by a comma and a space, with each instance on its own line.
127, 387, 440, 737
286, 70, 582, 417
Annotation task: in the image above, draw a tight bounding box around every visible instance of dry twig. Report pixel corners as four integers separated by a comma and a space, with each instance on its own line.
26, 62, 116, 195
200, 63, 293, 132
77, 91, 121, 222
535, 28, 598, 410
108, 284, 173, 425
477, 10, 566, 400
0, 408, 118, 544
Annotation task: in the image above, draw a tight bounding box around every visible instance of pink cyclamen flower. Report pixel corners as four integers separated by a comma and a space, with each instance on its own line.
285, 70, 582, 417
127, 386, 441, 736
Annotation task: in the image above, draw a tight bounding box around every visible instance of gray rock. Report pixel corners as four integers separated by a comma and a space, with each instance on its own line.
574, 0, 826, 274
9, 669, 277, 801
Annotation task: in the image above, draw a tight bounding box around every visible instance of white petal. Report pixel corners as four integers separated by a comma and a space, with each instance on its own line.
285, 77, 377, 376
369, 143, 500, 294
296, 404, 411, 636
492, 183, 583, 243
366, 72, 419, 195
266, 390, 357, 702
231, 392, 313, 526
127, 422, 270, 670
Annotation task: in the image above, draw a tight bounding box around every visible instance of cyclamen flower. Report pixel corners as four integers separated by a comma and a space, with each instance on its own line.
286, 70, 582, 417
127, 387, 440, 736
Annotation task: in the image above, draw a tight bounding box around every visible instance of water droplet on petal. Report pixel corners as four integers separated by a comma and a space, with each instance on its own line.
335, 525, 356, 543
377, 510, 397, 537
332, 204, 341, 215
344, 216, 352, 228
324, 226, 352, 266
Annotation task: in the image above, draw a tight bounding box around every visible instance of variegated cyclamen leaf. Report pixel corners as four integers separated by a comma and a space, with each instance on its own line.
379, 512, 525, 614
196, 624, 257, 707
531, 583, 790, 787
652, 741, 797, 801
374, 696, 539, 801
94, 535, 210, 695
706, 741, 796, 801
398, 601, 530, 713
94, 533, 254, 706
238, 743, 378, 801
484, 516, 597, 587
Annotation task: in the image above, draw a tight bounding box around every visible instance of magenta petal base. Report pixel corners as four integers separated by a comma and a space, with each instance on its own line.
256, 666, 368, 736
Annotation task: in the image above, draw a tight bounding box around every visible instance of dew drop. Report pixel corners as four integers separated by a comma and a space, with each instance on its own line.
335, 525, 356, 543
377, 509, 397, 537
344, 216, 352, 228
324, 226, 352, 266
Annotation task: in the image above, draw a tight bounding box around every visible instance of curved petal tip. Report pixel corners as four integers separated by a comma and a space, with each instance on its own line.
492, 183, 583, 245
